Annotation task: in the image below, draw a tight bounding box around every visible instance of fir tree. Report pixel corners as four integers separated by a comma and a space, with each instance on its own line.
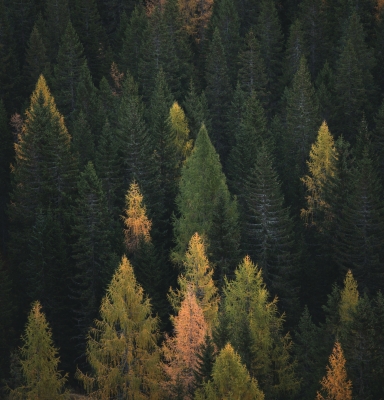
76, 256, 161, 399
205, 28, 232, 160
71, 111, 95, 169
54, 21, 86, 118
244, 146, 298, 318
316, 341, 352, 400
195, 343, 265, 400
193, 334, 216, 389
237, 29, 268, 106
9, 301, 68, 400
71, 162, 116, 358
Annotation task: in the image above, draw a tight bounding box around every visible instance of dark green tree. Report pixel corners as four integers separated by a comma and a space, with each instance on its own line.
71, 111, 95, 169
54, 21, 86, 118
244, 146, 298, 318
237, 29, 268, 107
71, 162, 116, 358
205, 28, 232, 161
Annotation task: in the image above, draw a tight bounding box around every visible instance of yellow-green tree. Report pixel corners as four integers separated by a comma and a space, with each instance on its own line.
9, 301, 68, 400
122, 181, 152, 252
316, 341, 352, 400
339, 270, 359, 326
168, 101, 193, 164
169, 233, 219, 328
195, 343, 264, 400
77, 256, 161, 399
301, 121, 338, 228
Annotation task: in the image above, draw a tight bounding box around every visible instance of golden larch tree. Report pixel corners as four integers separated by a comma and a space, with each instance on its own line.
316, 341, 352, 400
162, 288, 208, 398
122, 181, 152, 252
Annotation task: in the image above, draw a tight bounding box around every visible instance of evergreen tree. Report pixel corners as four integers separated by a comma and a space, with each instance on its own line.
71, 111, 95, 169
205, 28, 232, 160
334, 151, 384, 294
76, 256, 161, 399
120, 4, 147, 80
195, 343, 265, 400
222, 256, 299, 398
255, 0, 283, 114
193, 335, 216, 389
44, 0, 70, 61
9, 75, 76, 314
244, 146, 298, 318
316, 341, 352, 400
173, 124, 235, 263
169, 233, 219, 328
237, 29, 268, 107
210, 0, 240, 84
284, 56, 319, 208
23, 24, 51, 95
162, 289, 208, 399
372, 98, 384, 185
9, 301, 68, 400
72, 0, 110, 83
227, 91, 267, 196
54, 21, 86, 118
315, 61, 334, 124
71, 162, 116, 358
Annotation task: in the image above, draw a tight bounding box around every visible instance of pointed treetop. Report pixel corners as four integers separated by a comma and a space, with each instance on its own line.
339, 270, 359, 325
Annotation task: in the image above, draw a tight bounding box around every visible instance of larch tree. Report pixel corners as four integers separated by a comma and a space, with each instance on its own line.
301, 121, 338, 229
339, 270, 359, 327
316, 341, 352, 400
169, 232, 219, 329
9, 301, 68, 400
222, 256, 299, 398
195, 343, 265, 400
77, 256, 162, 399
162, 289, 208, 399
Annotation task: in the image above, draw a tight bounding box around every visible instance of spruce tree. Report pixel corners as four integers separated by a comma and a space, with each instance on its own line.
205, 28, 232, 160
76, 256, 161, 399
244, 146, 298, 318
334, 150, 384, 294
71, 162, 116, 357
173, 124, 235, 264
237, 29, 268, 106
54, 21, 86, 118
9, 302, 68, 400
195, 343, 265, 400
71, 111, 95, 169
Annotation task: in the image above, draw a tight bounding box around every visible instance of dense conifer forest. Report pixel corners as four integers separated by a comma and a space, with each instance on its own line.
2, 0, 384, 398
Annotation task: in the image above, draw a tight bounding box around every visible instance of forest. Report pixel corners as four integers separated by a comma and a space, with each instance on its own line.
1, 0, 384, 398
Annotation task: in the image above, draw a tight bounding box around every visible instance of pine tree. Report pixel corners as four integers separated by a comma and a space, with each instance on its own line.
244, 146, 298, 318
169, 233, 219, 328
195, 343, 265, 400
76, 256, 161, 399
334, 151, 384, 294
222, 256, 299, 398
54, 21, 86, 118
72, 111, 95, 169
193, 334, 216, 388
23, 24, 51, 95
162, 289, 208, 399
173, 124, 234, 263
301, 121, 338, 229
255, 0, 283, 114
315, 61, 334, 124
9, 302, 68, 400
237, 29, 268, 106
71, 162, 116, 357
316, 341, 352, 400
205, 28, 232, 160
